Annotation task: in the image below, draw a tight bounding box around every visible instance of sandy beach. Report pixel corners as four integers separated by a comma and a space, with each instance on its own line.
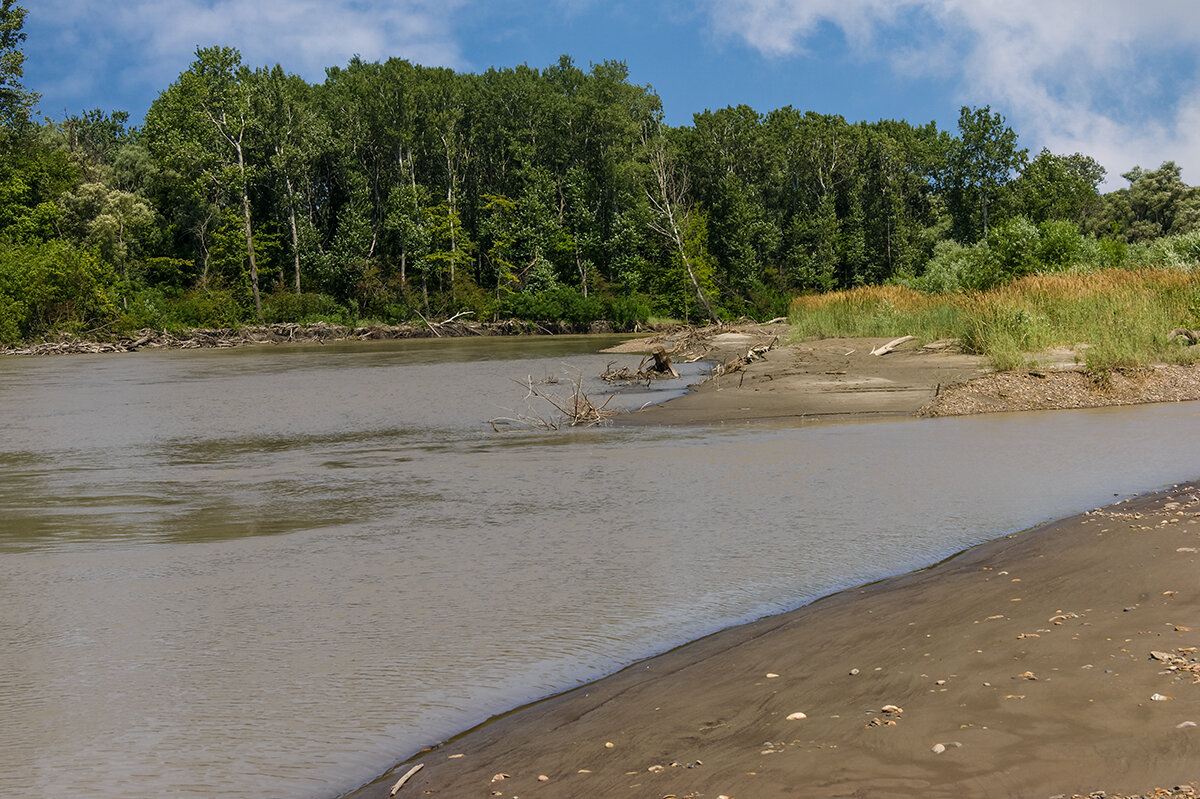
339, 331, 1200, 799
343, 483, 1199, 799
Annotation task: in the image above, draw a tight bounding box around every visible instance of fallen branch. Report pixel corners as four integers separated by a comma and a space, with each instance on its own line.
491, 368, 618, 431
1169, 327, 1200, 344
870, 335, 914, 356
389, 763, 424, 796
412, 308, 441, 338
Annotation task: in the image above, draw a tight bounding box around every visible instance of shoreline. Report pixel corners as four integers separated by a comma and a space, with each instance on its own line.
340, 483, 1200, 799
0, 319, 641, 356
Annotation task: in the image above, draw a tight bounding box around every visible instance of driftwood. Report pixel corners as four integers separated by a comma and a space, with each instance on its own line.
870, 335, 914, 356
638, 346, 681, 378
0, 319, 630, 357
389, 763, 424, 796
713, 340, 776, 384
1169, 328, 1200, 344
490, 369, 617, 431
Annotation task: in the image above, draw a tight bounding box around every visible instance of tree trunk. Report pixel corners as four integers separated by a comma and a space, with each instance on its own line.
285, 176, 301, 294
234, 140, 262, 321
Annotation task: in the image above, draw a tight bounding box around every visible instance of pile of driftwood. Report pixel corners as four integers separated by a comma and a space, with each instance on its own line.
490, 370, 617, 431
601, 347, 683, 382
0, 318, 632, 357
712, 339, 776, 379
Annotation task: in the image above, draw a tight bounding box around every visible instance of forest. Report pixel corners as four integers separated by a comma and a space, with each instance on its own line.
3, 2, 1200, 345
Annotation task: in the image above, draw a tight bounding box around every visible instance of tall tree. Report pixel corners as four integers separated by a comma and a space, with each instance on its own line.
144, 47, 265, 319
643, 123, 719, 323
0, 1, 35, 129
1010, 148, 1105, 225
947, 105, 1027, 241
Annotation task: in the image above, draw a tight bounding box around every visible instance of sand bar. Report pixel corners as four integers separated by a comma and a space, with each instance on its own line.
342, 482, 1200, 799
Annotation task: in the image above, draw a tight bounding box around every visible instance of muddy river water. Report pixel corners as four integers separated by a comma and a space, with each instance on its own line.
2, 336, 1199, 799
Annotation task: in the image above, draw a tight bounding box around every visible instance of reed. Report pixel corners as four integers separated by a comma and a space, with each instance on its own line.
788, 268, 1200, 371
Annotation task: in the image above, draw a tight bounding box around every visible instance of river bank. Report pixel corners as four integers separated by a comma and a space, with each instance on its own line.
342, 483, 1200, 799
607, 325, 1200, 426
0, 318, 631, 356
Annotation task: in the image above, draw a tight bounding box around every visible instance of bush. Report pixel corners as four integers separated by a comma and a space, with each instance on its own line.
262, 291, 353, 324
165, 288, 250, 328
499, 287, 603, 327
0, 240, 119, 342
604, 294, 652, 328
1037, 220, 1083, 270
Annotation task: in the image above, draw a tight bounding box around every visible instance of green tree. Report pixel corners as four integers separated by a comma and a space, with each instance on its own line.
0, 1, 35, 129
1102, 162, 1200, 242
1010, 148, 1105, 225
144, 46, 266, 319
947, 106, 1027, 241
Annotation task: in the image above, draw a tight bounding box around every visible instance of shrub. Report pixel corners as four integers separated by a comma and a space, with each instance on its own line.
605, 294, 652, 328
262, 291, 353, 324
0, 240, 119, 342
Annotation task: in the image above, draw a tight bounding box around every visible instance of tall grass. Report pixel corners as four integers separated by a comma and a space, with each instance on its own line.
789, 268, 1200, 371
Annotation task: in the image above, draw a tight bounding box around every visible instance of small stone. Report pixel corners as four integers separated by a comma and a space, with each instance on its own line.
881, 704, 903, 714
765, 673, 780, 679
1152, 693, 1172, 701
786, 712, 808, 720
932, 743, 946, 754
538, 774, 550, 781
1178, 721, 1198, 729
849, 668, 860, 676
647, 765, 664, 773
490, 773, 510, 782
604, 741, 615, 749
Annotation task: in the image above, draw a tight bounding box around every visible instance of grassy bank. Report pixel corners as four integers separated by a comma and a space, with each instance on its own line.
788, 268, 1200, 371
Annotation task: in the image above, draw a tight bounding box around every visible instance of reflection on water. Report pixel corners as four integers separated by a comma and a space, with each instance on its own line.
1, 337, 1198, 799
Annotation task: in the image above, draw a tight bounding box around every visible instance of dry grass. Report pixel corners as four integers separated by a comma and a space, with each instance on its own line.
789, 268, 1200, 371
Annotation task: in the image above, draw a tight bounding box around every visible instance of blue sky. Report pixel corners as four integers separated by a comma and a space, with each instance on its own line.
21, 0, 1200, 188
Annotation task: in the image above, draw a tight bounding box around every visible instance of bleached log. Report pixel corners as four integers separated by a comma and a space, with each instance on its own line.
870, 335, 914, 356
389, 763, 424, 796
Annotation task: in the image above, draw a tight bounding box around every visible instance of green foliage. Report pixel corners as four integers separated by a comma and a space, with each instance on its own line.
7, 45, 1200, 341
0, 1, 36, 128
604, 293, 652, 328
262, 291, 353, 324
500, 286, 603, 327
0, 240, 118, 342
159, 288, 249, 329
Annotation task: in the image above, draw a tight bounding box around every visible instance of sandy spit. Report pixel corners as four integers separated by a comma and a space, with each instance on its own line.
341, 483, 1200, 799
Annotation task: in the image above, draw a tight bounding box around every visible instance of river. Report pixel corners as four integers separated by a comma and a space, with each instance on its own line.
2, 336, 1198, 799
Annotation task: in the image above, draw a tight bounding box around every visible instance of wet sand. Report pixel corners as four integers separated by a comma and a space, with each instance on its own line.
343, 484, 1200, 799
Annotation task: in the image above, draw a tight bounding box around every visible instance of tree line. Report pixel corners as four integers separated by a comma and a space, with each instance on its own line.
2, 2, 1200, 344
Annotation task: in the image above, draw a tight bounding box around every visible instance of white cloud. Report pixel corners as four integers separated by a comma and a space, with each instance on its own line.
28, 0, 467, 115
708, 0, 1200, 186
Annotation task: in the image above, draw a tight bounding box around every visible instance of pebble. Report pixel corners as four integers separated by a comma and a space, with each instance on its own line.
1152, 693, 1172, 701
1178, 721, 1197, 729
786, 712, 808, 720
765, 673, 780, 679
849, 668, 860, 676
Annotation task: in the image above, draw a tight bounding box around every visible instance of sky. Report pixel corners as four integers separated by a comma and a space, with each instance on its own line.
20, 0, 1200, 188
